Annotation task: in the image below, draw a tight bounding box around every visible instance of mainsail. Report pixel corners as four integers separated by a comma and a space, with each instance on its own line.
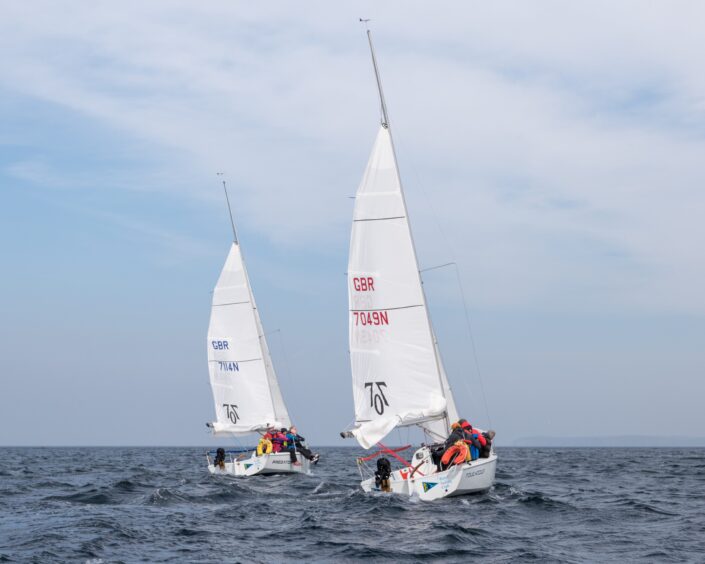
347, 126, 456, 448
208, 242, 291, 435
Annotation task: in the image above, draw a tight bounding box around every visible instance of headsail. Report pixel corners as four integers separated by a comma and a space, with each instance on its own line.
347, 126, 454, 448
423, 336, 459, 441
208, 242, 291, 436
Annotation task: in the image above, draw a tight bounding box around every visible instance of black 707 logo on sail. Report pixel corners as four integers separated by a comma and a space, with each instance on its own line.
365, 382, 389, 415
222, 404, 239, 424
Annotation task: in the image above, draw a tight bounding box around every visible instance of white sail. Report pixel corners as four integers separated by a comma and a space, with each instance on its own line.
348, 126, 454, 449
423, 336, 458, 441
208, 242, 291, 436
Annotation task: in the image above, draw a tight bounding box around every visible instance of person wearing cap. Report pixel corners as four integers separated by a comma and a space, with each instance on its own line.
443, 421, 465, 449
435, 421, 465, 470
458, 420, 486, 460
439, 419, 484, 464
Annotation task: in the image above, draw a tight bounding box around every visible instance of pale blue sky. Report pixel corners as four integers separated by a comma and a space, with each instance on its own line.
1, 2, 704, 446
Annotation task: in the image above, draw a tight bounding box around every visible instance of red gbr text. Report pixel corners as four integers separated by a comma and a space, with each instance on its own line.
352, 277, 375, 291
353, 310, 389, 326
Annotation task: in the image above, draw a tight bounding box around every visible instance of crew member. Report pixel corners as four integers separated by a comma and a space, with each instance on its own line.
288, 426, 320, 464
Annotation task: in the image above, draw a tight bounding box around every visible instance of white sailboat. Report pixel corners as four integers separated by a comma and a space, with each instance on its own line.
341, 29, 497, 500
205, 181, 311, 476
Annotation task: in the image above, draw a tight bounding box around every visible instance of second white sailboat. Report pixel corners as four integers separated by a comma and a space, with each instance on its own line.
205, 181, 318, 476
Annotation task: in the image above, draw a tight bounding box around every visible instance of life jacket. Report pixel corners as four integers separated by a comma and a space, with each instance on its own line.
256, 438, 273, 456
440, 440, 470, 468
284, 432, 296, 450
472, 431, 487, 447
270, 432, 286, 452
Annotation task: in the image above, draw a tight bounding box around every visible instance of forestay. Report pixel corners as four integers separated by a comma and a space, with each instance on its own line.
348, 126, 454, 448
208, 242, 291, 435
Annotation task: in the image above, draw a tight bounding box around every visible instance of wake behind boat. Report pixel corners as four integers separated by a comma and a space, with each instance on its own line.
205, 181, 318, 476
340, 28, 497, 500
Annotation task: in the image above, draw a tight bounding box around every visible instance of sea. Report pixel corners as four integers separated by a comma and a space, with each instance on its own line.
1, 447, 704, 562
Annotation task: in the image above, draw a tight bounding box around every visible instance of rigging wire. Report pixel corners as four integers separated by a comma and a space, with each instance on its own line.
274, 329, 293, 388
393, 136, 494, 430
451, 261, 493, 429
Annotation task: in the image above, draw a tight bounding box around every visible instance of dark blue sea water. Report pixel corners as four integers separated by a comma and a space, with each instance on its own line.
1, 447, 704, 562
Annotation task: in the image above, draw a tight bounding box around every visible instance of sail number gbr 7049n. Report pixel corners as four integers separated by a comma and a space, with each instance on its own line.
351, 277, 389, 326
364, 381, 389, 415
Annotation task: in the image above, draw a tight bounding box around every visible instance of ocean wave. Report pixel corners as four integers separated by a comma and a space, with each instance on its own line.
2, 446, 704, 562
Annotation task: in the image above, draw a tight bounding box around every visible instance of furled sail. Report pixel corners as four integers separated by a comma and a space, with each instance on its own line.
208, 242, 291, 435
347, 126, 454, 449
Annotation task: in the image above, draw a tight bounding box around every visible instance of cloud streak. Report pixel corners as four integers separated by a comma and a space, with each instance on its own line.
1, 1, 704, 314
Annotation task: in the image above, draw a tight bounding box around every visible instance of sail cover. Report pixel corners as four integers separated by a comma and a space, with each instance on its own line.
208, 242, 291, 435
348, 126, 453, 449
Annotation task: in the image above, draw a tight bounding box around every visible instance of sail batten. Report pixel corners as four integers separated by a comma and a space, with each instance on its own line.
347, 126, 455, 449
207, 242, 291, 436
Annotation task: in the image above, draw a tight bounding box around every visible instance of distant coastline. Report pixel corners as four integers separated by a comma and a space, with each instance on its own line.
511, 435, 705, 447
2, 438, 705, 448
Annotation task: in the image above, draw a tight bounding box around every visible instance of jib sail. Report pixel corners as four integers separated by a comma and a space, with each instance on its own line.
207, 242, 290, 435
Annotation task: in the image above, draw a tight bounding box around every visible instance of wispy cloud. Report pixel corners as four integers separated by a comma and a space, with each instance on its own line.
1, 1, 704, 312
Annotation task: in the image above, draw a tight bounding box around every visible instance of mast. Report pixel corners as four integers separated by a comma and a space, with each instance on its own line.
217, 172, 238, 244
362, 25, 451, 433
365, 28, 389, 128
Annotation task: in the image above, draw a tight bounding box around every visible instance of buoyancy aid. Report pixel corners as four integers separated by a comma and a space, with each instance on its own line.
472, 431, 487, 447
440, 440, 470, 468
256, 438, 273, 456
270, 432, 286, 452
284, 432, 297, 450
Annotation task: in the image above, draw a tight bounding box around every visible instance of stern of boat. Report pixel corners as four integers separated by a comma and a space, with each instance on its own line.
206, 450, 311, 476
359, 448, 497, 501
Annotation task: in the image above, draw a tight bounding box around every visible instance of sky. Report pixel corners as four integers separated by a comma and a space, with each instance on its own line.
1, 1, 704, 446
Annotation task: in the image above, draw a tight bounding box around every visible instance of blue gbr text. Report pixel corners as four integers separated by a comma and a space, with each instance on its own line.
211, 340, 230, 350
218, 361, 240, 372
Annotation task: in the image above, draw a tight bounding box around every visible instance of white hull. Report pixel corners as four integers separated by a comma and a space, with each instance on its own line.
361, 448, 497, 501
207, 451, 311, 477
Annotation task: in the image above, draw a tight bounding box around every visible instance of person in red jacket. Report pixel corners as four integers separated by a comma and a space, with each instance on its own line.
458, 419, 486, 460
263, 427, 286, 453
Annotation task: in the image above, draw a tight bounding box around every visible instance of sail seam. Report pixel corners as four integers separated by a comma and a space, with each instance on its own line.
350, 304, 423, 312
353, 216, 405, 222
212, 300, 250, 307
209, 358, 262, 363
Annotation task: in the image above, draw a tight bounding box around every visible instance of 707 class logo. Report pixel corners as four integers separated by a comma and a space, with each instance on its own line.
222, 404, 239, 424
365, 381, 389, 415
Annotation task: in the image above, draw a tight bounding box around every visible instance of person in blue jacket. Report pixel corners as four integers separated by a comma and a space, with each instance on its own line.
284, 426, 319, 465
